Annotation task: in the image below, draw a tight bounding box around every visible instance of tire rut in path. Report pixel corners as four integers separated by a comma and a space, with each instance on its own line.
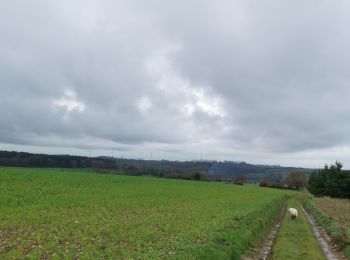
242, 202, 286, 260
301, 205, 347, 260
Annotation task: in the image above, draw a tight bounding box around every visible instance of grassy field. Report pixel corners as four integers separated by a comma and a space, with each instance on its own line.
271, 197, 326, 260
0, 167, 293, 259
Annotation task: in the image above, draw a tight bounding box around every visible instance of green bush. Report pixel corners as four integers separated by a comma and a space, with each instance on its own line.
308, 162, 350, 198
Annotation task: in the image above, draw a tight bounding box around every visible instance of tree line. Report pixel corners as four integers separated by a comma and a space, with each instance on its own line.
0, 151, 210, 181
4, 150, 349, 196
259, 171, 308, 190
0, 150, 314, 183
308, 161, 350, 198
258, 161, 350, 198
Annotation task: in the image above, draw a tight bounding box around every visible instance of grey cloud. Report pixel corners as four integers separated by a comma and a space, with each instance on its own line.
1, 0, 350, 167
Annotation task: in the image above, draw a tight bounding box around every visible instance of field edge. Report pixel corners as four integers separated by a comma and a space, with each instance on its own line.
302, 196, 350, 258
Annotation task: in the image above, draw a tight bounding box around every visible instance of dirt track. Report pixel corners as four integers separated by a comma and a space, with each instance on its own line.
301, 205, 347, 260
244, 200, 347, 260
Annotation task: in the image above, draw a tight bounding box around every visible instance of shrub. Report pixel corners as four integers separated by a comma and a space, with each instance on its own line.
308, 161, 350, 198
233, 175, 246, 185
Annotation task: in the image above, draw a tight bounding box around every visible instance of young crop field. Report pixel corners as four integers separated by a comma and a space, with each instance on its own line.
0, 167, 294, 259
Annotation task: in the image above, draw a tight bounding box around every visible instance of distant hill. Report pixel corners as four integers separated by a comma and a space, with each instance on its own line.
208, 161, 315, 183
0, 150, 316, 182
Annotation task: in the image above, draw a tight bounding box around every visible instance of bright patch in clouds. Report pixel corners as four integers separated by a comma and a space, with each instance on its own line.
192, 89, 226, 117
145, 46, 227, 119
52, 88, 85, 116
137, 96, 152, 112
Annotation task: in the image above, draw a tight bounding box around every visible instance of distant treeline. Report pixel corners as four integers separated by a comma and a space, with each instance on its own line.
0, 150, 314, 182
208, 161, 314, 184
0, 151, 116, 169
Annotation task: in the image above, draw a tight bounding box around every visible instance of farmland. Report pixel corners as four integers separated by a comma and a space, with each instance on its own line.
314, 197, 350, 229
0, 167, 294, 259
304, 196, 350, 258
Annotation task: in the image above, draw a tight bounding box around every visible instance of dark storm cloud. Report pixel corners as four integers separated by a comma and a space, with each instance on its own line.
1, 0, 350, 167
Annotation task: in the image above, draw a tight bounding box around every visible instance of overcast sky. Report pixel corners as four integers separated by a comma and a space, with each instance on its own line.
1, 1, 350, 168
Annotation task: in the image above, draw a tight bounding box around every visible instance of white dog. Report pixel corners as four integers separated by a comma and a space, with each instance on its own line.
288, 208, 298, 220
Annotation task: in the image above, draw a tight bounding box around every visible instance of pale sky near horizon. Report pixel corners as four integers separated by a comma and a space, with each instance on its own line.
1, 1, 350, 168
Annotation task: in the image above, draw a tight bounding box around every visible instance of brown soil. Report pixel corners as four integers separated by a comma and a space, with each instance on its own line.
314, 197, 350, 229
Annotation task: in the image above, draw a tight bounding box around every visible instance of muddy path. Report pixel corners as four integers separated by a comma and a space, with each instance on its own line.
301, 205, 347, 260
243, 198, 347, 260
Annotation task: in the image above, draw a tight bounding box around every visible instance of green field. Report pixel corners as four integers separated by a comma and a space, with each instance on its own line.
0, 167, 295, 259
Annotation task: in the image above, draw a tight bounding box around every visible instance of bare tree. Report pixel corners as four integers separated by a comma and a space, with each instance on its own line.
234, 175, 247, 185
284, 172, 307, 190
